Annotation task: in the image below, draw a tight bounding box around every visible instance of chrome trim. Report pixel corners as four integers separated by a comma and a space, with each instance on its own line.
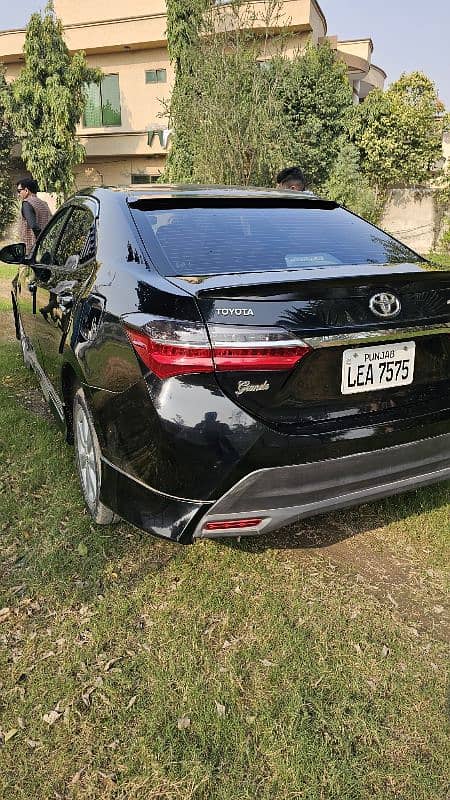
303, 323, 450, 349
100, 455, 213, 505
29, 352, 65, 421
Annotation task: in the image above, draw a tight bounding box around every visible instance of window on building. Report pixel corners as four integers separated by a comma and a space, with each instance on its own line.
131, 174, 160, 184
145, 69, 167, 84
83, 74, 122, 127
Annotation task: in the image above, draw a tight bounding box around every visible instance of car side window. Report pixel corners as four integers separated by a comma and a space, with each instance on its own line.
53, 207, 95, 268
34, 209, 71, 266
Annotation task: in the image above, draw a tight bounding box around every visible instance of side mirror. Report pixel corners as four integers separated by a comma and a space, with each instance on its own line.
64, 254, 80, 271
0, 243, 26, 264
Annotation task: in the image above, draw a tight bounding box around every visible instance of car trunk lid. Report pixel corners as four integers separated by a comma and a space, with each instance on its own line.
188, 266, 450, 431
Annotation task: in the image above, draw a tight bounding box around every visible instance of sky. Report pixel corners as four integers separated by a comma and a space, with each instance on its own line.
1, 0, 449, 106
319, 0, 449, 106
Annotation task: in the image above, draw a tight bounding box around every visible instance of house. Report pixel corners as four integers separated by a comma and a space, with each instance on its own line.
0, 0, 386, 188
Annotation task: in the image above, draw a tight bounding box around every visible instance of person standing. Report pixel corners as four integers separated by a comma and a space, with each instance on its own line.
17, 178, 52, 255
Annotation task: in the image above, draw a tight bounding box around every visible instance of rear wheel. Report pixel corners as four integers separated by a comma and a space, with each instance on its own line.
73, 388, 119, 524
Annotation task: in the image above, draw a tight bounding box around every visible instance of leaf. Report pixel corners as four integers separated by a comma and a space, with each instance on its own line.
82, 676, 103, 707
386, 593, 398, 608
42, 709, 62, 726
104, 657, 121, 672
77, 542, 88, 557
381, 645, 389, 657
126, 695, 137, 710
260, 659, 275, 667
215, 701, 226, 718
26, 739, 41, 749
4, 729, 18, 742
433, 605, 444, 614
0, 607, 10, 623
177, 716, 191, 730
70, 770, 83, 785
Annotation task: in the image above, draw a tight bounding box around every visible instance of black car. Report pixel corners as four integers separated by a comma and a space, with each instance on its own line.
3, 186, 450, 543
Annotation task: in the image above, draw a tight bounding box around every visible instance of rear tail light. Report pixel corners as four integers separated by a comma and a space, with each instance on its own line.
208, 324, 310, 371
124, 318, 310, 379
124, 320, 212, 379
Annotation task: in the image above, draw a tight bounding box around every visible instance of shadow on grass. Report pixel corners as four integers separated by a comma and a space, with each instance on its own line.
217, 482, 449, 553
0, 345, 184, 608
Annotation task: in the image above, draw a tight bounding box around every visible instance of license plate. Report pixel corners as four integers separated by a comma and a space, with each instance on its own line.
341, 341, 416, 395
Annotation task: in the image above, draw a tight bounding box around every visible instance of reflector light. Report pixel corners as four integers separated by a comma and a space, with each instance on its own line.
124, 320, 311, 379
203, 518, 264, 531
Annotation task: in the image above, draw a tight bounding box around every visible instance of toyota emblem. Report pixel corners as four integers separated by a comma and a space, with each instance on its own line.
369, 292, 401, 319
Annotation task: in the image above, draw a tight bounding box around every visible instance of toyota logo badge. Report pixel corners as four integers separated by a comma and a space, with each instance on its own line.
369, 292, 401, 319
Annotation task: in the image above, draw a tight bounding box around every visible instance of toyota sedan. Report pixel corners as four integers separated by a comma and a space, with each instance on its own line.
3, 186, 450, 543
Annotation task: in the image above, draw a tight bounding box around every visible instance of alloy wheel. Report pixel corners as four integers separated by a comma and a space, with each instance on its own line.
76, 404, 98, 508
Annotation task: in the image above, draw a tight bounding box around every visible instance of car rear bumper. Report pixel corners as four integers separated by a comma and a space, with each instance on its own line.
192, 432, 450, 538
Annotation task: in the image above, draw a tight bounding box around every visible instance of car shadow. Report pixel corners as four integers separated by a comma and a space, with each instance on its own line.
216, 483, 449, 553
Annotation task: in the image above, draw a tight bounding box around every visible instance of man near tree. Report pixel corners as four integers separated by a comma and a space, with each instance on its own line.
17, 178, 52, 255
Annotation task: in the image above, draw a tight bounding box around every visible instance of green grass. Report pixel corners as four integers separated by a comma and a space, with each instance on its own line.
0, 263, 17, 311
0, 334, 449, 800
426, 252, 450, 269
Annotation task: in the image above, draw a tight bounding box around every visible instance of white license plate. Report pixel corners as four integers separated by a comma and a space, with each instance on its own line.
341, 341, 416, 395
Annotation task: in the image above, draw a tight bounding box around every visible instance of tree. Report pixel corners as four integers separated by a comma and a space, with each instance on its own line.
277, 42, 354, 188
322, 139, 381, 223
2, 1, 101, 201
165, 1, 306, 185
0, 67, 16, 240
166, 0, 206, 74
351, 72, 444, 191
165, 3, 355, 188
164, 0, 207, 182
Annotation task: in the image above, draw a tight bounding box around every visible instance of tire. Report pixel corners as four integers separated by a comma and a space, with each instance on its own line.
73, 387, 119, 525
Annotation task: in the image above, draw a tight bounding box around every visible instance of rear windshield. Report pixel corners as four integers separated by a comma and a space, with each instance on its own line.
130, 204, 424, 276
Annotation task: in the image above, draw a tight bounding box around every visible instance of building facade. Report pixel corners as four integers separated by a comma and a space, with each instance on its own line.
0, 0, 386, 188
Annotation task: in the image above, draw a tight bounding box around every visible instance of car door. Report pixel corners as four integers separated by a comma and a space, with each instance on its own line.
17, 208, 72, 363
35, 202, 98, 394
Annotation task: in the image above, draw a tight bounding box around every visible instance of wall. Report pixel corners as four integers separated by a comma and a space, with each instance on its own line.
53, 0, 167, 25
380, 188, 443, 254
74, 156, 166, 188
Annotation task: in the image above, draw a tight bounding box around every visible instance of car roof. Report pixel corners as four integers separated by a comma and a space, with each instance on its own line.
77, 184, 322, 203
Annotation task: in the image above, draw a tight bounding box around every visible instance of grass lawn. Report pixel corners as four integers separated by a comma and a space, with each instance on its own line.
426, 252, 450, 269
0, 264, 449, 800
